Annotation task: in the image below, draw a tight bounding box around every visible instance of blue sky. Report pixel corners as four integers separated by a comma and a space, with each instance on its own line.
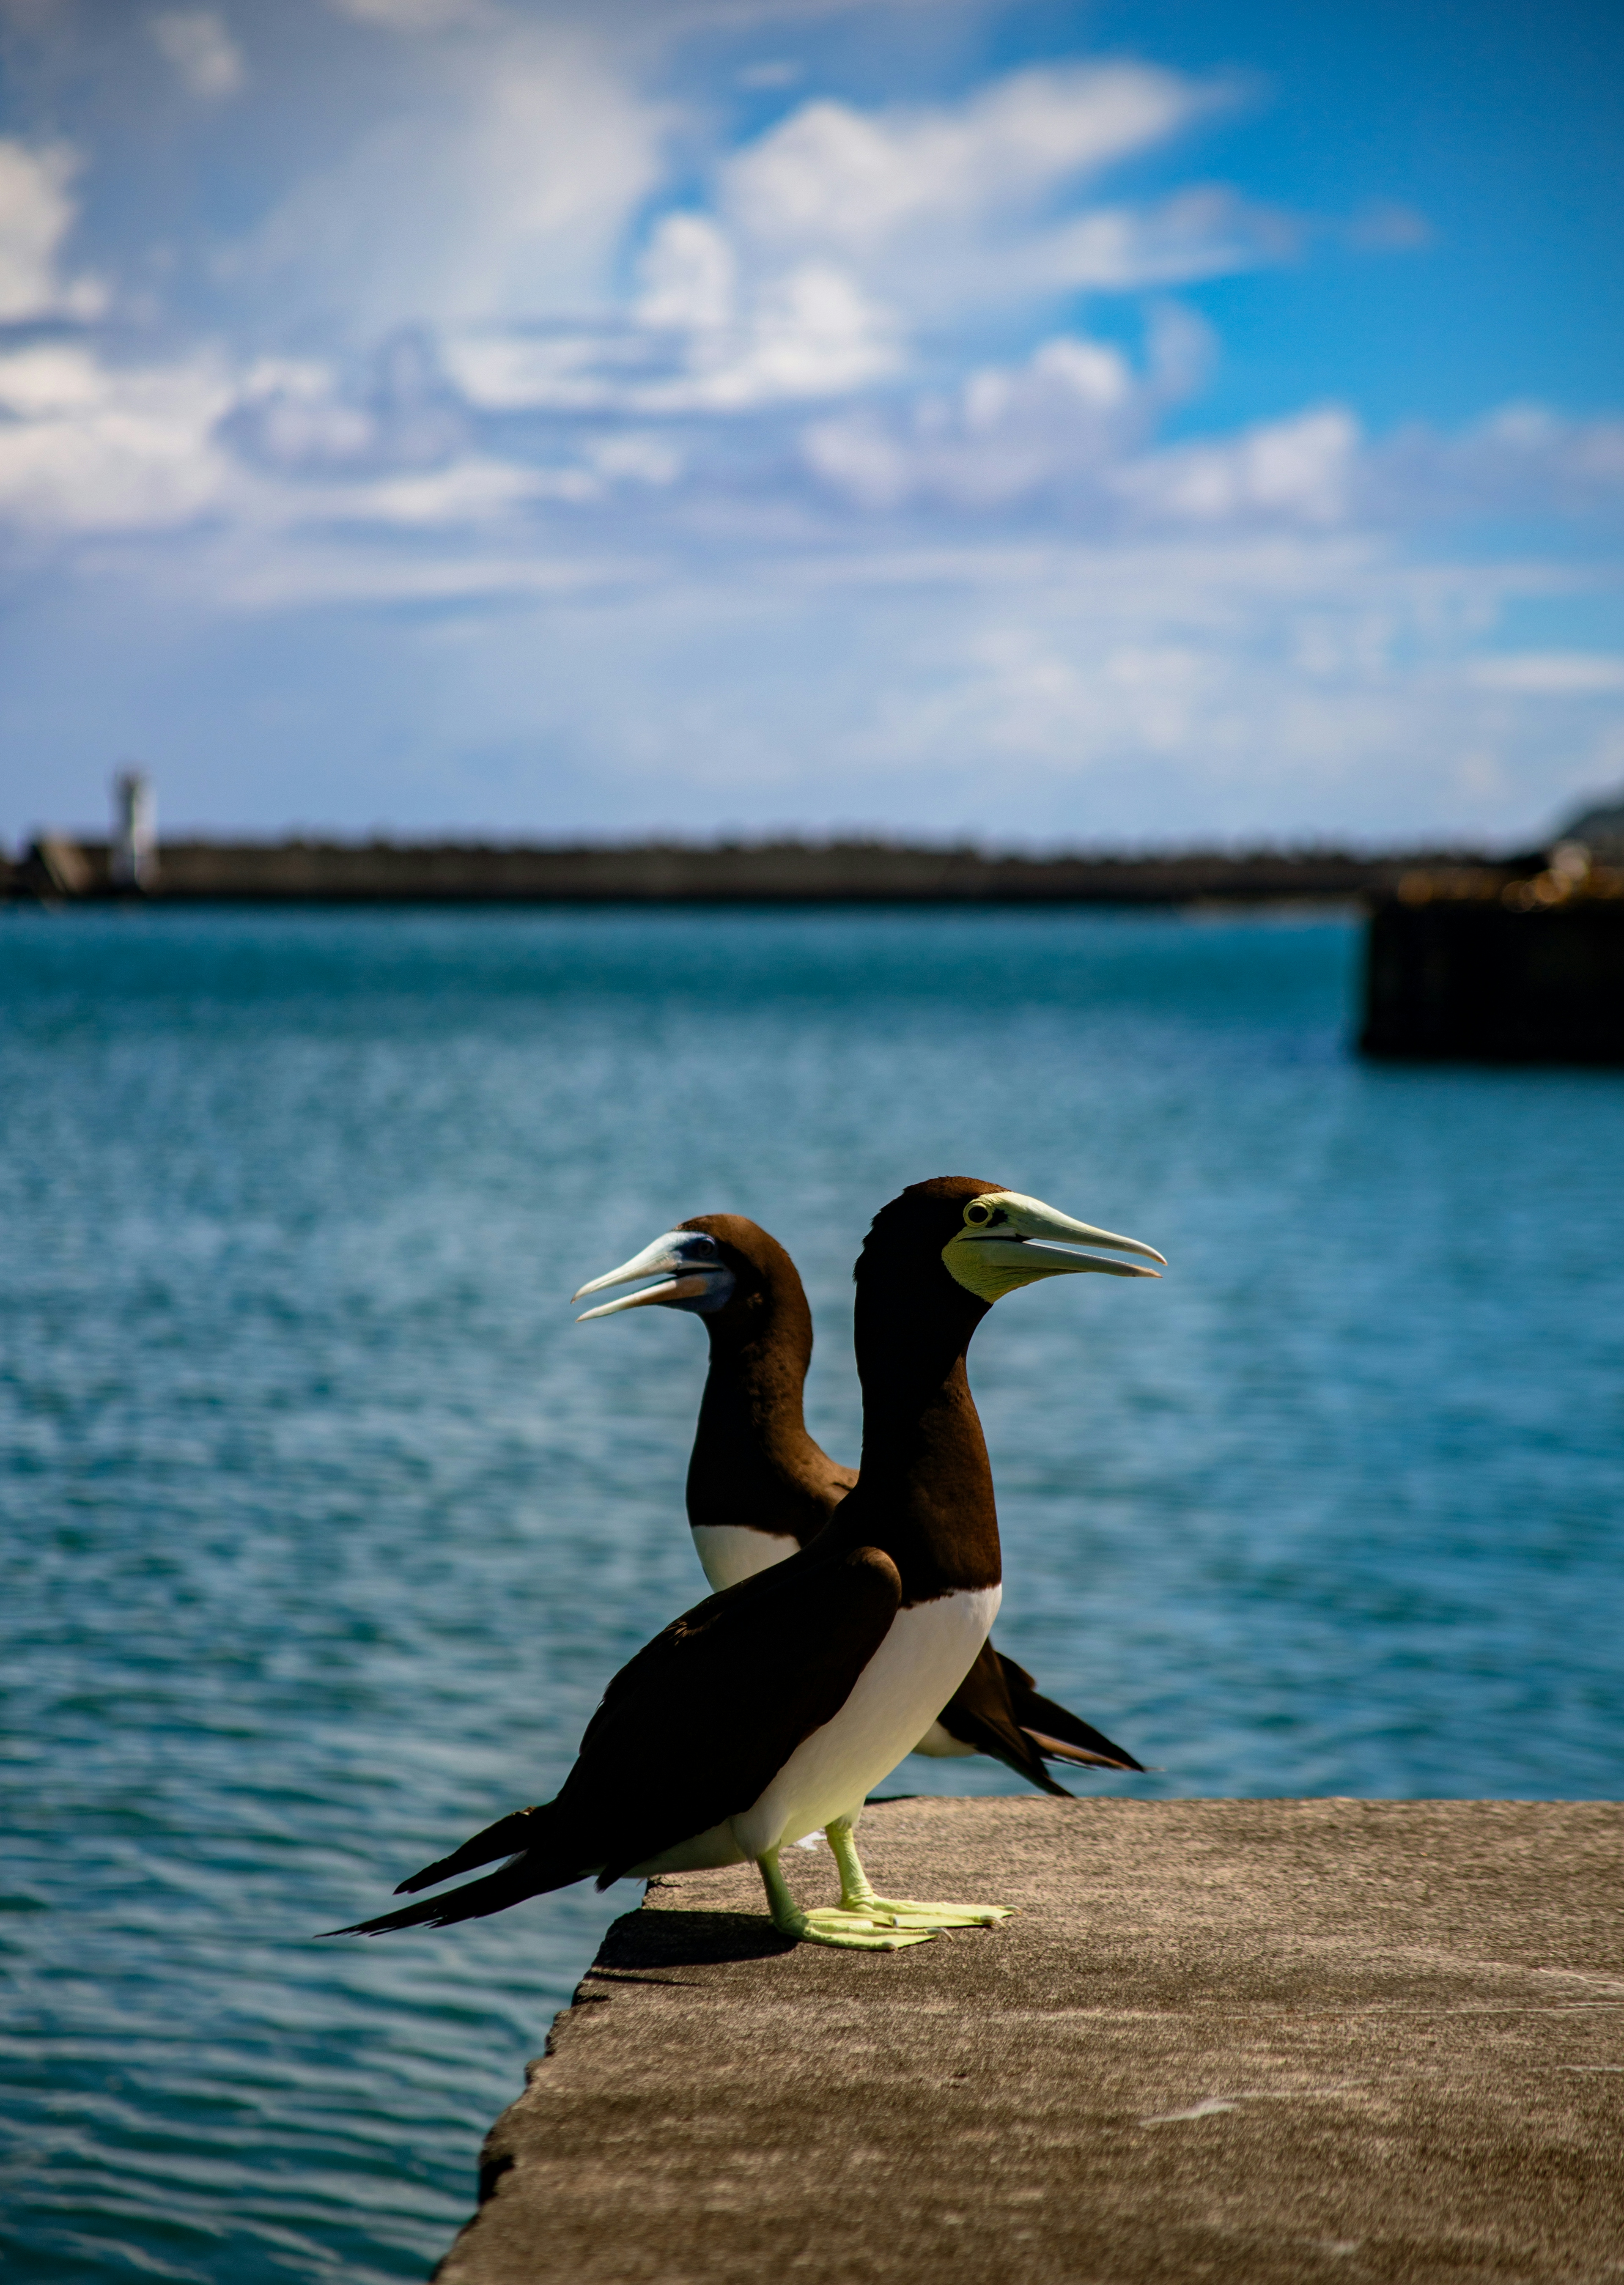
1, 0, 1620, 848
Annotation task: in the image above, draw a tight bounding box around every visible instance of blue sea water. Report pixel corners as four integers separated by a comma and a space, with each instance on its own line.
1, 904, 1620, 2282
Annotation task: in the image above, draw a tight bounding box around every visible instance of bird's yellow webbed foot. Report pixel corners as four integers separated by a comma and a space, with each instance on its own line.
825, 1819, 1013, 1930
758, 1848, 936, 1950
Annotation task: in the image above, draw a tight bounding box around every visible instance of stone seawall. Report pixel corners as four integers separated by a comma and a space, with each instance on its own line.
433, 1796, 1624, 2285
5, 837, 1497, 905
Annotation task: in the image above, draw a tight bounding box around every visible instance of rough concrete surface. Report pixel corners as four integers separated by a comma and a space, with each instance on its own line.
434, 1797, 1624, 2284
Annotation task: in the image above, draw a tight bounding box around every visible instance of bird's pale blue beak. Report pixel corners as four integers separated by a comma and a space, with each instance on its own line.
572, 1230, 735, 1321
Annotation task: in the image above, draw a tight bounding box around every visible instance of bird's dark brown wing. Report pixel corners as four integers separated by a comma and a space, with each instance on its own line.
569, 1536, 903, 1882
330, 1537, 903, 1937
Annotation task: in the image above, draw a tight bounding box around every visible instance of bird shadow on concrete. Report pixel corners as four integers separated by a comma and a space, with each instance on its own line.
586, 1906, 795, 1977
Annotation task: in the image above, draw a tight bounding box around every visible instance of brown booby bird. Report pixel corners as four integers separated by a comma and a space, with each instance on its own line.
572, 1213, 1146, 1792
329, 1179, 1161, 1951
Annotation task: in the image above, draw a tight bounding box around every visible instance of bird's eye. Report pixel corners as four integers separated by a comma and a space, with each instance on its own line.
964, 1201, 993, 1226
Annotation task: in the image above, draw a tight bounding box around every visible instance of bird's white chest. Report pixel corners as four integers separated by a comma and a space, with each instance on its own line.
690, 1522, 800, 1592
729, 1584, 1001, 1860
909, 1717, 978, 1758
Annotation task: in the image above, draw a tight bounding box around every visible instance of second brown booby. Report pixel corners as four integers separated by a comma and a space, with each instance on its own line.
572, 1212, 1147, 1793
329, 1178, 1162, 1951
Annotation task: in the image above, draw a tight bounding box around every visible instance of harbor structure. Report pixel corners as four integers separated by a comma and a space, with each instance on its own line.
108, 770, 158, 891
1360, 839, 1624, 1064
7, 772, 1622, 1063
0, 830, 1517, 908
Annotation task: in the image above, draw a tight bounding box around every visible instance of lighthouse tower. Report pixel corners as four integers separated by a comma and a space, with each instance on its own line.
110, 769, 157, 891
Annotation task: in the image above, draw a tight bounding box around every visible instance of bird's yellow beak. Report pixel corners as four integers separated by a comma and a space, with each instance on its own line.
942, 1190, 1165, 1303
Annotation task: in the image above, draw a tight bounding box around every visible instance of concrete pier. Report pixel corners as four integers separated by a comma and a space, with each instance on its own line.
434, 1796, 1624, 2285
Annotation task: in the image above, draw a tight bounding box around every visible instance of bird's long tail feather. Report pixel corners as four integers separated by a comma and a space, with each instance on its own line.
936, 1658, 1073, 1797
998, 1654, 1145, 1772
323, 1855, 556, 1938
321, 1801, 591, 1938
1022, 1726, 1141, 1772
393, 1807, 546, 1895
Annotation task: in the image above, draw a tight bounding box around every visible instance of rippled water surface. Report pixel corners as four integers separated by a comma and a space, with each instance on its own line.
2, 906, 1621, 2280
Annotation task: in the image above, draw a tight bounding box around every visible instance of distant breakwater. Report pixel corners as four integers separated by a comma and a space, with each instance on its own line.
3, 835, 1519, 907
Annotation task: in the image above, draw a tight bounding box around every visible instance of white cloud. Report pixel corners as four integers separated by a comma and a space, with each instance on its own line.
1015, 187, 1299, 295
721, 66, 1222, 253
440, 332, 610, 412
450, 237, 898, 413
803, 333, 1144, 509
1096, 391, 1624, 540
636, 213, 738, 334
0, 344, 233, 530
431, 60, 1286, 425
222, 332, 467, 474
0, 14, 1619, 849
304, 457, 556, 524
1119, 408, 1361, 528
224, 361, 377, 469
430, 54, 1271, 424
765, 538, 1613, 841
0, 140, 104, 321
650, 258, 900, 409
242, 29, 670, 335
149, 11, 246, 101
705, 64, 1278, 324
291, 532, 1597, 844
793, 312, 1214, 516
0, 338, 574, 541
585, 431, 682, 487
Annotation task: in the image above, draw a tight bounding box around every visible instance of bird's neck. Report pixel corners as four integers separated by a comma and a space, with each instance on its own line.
843, 1284, 1000, 1603
687, 1303, 849, 1545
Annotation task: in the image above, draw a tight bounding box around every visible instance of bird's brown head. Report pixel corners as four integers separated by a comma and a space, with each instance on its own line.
571, 1211, 808, 1347
857, 1173, 1165, 1327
